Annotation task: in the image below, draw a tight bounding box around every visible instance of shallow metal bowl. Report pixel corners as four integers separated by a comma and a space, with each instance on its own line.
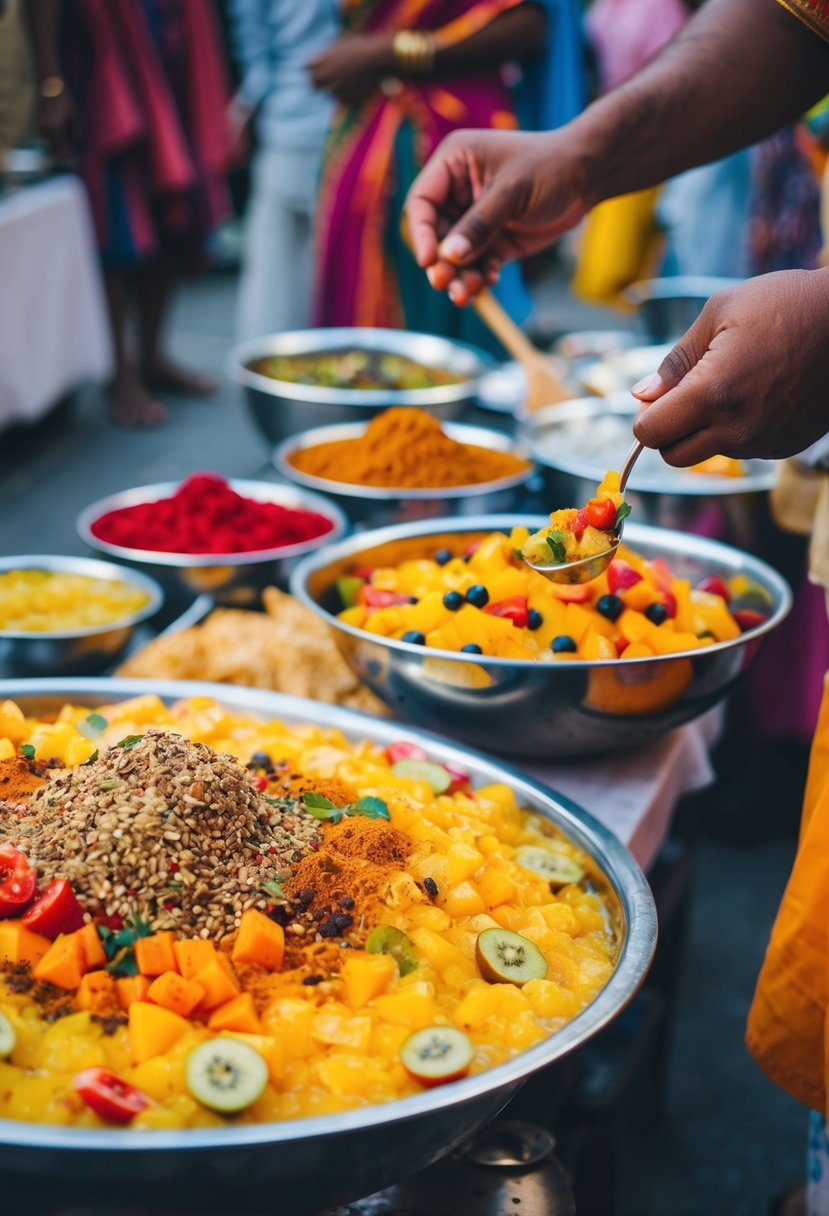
229, 328, 494, 444
291, 516, 791, 758
521, 396, 778, 549
76, 479, 348, 613
0, 555, 162, 678
626, 276, 744, 342
273, 421, 535, 527
0, 677, 656, 1211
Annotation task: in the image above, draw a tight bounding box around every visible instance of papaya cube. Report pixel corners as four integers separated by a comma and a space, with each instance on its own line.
76, 970, 117, 1014
192, 953, 240, 1010
129, 1001, 190, 1064
33, 933, 85, 990
135, 931, 178, 977
173, 938, 216, 979
477, 866, 516, 909
71, 923, 106, 971
0, 921, 51, 968
147, 971, 204, 1018
340, 953, 396, 1008
232, 909, 284, 971
115, 975, 151, 1011
207, 992, 261, 1034
442, 880, 486, 918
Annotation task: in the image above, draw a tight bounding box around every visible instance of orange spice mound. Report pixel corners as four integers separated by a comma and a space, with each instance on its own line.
269, 762, 356, 809
288, 406, 529, 489
0, 757, 45, 805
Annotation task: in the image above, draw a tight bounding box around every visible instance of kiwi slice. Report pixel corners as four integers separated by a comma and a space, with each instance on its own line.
514, 845, 585, 889
391, 759, 452, 795
0, 1011, 15, 1059
475, 927, 548, 986
400, 1025, 473, 1087
366, 924, 418, 976
186, 1038, 268, 1114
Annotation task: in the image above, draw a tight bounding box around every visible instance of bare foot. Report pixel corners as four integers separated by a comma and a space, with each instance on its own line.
109, 370, 168, 428
143, 355, 217, 396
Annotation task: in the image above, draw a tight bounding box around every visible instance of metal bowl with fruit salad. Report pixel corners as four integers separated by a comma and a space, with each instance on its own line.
292, 516, 791, 758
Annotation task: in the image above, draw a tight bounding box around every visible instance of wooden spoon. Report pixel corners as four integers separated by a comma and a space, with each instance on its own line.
470, 289, 572, 412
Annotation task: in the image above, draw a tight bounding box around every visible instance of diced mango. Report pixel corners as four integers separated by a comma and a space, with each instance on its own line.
33, 933, 85, 990
340, 953, 396, 1008
75, 971, 117, 1014
232, 910, 285, 972
72, 923, 106, 971
208, 992, 261, 1034
173, 938, 216, 979
135, 932, 178, 977
372, 989, 436, 1028
128, 1001, 190, 1064
442, 880, 486, 918
147, 971, 205, 1018
193, 953, 240, 1010
311, 1012, 371, 1052
115, 975, 151, 1010
0, 921, 51, 967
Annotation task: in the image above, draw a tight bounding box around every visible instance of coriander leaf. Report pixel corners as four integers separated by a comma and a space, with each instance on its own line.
512, 548, 525, 560
262, 879, 286, 899
349, 796, 390, 821
116, 734, 144, 750
302, 792, 338, 811
20, 744, 35, 760
613, 502, 632, 531
84, 712, 108, 735
546, 532, 567, 564
82, 749, 99, 766
105, 949, 139, 977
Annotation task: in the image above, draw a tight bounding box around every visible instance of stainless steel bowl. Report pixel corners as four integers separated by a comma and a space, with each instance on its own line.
0, 555, 163, 678
520, 396, 778, 549
0, 677, 656, 1211
626, 276, 744, 343
77, 479, 348, 612
229, 328, 494, 444
273, 421, 535, 527
291, 516, 791, 758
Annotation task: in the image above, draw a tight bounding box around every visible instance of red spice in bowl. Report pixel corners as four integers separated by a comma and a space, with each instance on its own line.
89, 474, 334, 556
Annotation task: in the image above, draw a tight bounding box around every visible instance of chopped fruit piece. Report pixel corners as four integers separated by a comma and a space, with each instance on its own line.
207, 993, 261, 1034
384, 740, 427, 765
135, 932, 178, 977
475, 927, 548, 986
147, 971, 205, 1018
128, 1001, 189, 1064
391, 759, 452, 794
514, 846, 586, 888
33, 933, 85, 990
0, 845, 36, 918
186, 1038, 268, 1114
76, 970, 118, 1014
21, 878, 85, 939
0, 921, 51, 967
232, 909, 285, 972
366, 925, 418, 977
73, 1068, 149, 1124
115, 975, 151, 1011
0, 1010, 15, 1058
607, 561, 643, 595
193, 954, 240, 1010
341, 953, 397, 1007
173, 938, 216, 980
400, 1025, 473, 1087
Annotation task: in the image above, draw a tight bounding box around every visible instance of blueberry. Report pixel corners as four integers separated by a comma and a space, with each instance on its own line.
402, 630, 426, 645
434, 548, 452, 566
644, 603, 668, 626
461, 643, 483, 654
527, 609, 543, 631
443, 590, 464, 612
552, 635, 577, 653
596, 594, 624, 622
407, 596, 419, 604
248, 751, 271, 769
466, 584, 489, 608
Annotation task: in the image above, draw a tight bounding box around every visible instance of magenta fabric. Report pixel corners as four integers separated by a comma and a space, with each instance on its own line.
586, 0, 688, 91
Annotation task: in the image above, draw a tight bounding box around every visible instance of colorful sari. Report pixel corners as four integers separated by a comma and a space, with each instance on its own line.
312, 0, 583, 334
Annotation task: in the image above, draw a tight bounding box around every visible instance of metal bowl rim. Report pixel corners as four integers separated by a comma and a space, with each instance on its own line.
520, 396, 778, 496
290, 514, 793, 669
0, 675, 656, 1152
273, 420, 535, 502
76, 479, 349, 569
228, 328, 495, 408
0, 555, 163, 640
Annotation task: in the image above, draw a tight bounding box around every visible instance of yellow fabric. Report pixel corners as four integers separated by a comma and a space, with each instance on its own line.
571, 187, 662, 309
747, 674, 829, 1114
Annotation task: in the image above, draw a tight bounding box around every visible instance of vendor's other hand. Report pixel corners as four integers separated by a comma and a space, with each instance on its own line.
632, 270, 829, 465
38, 91, 81, 166
404, 129, 587, 306
307, 34, 394, 107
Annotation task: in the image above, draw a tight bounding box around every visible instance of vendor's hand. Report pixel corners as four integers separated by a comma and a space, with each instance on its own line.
307, 34, 394, 107
404, 129, 588, 306
632, 269, 829, 464
38, 91, 81, 166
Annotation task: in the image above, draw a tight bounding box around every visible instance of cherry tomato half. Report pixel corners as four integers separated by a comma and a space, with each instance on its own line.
0, 845, 36, 918
483, 596, 530, 628
607, 560, 644, 595
584, 498, 618, 531
359, 587, 410, 610
385, 740, 428, 766
73, 1068, 150, 1124
22, 877, 85, 938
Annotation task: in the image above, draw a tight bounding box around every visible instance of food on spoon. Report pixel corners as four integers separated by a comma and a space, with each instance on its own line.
185, 1039, 268, 1114
514, 846, 585, 888
250, 348, 463, 391
0, 570, 150, 633
475, 927, 548, 986
399, 1026, 474, 1087
521, 471, 629, 568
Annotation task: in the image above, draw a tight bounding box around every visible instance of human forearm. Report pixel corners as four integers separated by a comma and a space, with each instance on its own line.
572, 0, 829, 207
433, 3, 548, 73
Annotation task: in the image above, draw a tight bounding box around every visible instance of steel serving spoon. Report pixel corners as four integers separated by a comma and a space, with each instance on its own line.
523, 439, 644, 585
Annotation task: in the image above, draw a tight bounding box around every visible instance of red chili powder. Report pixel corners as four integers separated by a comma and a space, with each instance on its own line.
90, 474, 334, 555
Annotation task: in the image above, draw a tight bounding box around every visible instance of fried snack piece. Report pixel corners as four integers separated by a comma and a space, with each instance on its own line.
117, 588, 388, 715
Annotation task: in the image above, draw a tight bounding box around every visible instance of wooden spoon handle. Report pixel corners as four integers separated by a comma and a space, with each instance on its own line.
471, 289, 542, 367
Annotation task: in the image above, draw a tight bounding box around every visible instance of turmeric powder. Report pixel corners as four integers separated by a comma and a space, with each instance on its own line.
288, 406, 530, 489
0, 757, 45, 805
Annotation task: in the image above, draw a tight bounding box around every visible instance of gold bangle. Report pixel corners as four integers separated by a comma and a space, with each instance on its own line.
40, 75, 66, 100
392, 30, 436, 77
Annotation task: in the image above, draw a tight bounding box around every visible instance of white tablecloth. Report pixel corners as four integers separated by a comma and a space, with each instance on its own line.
0, 175, 112, 429
527, 712, 719, 871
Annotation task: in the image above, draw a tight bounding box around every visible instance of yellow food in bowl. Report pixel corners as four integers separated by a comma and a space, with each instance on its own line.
0, 695, 617, 1130
0, 570, 149, 632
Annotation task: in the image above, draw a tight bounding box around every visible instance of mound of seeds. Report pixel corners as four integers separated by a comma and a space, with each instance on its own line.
0, 730, 320, 938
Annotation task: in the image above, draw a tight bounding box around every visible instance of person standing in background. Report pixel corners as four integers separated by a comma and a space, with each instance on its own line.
308, 0, 584, 351
229, 0, 340, 343
27, 0, 231, 428
0, 0, 33, 174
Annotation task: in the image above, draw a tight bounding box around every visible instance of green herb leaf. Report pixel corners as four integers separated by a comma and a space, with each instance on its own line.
100, 916, 152, 974
613, 502, 632, 531
85, 713, 108, 735
81, 749, 99, 766
167, 880, 183, 893
302, 792, 337, 811
262, 879, 286, 899
20, 744, 35, 760
105, 949, 139, 977
349, 796, 390, 821
116, 734, 144, 750
546, 532, 567, 564
98, 779, 120, 792
512, 548, 525, 561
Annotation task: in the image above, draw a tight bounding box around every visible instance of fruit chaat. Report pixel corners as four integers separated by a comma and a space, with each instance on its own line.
522, 471, 628, 569
0, 695, 617, 1129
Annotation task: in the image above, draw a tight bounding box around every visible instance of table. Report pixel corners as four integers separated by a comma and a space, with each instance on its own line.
0, 175, 112, 430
